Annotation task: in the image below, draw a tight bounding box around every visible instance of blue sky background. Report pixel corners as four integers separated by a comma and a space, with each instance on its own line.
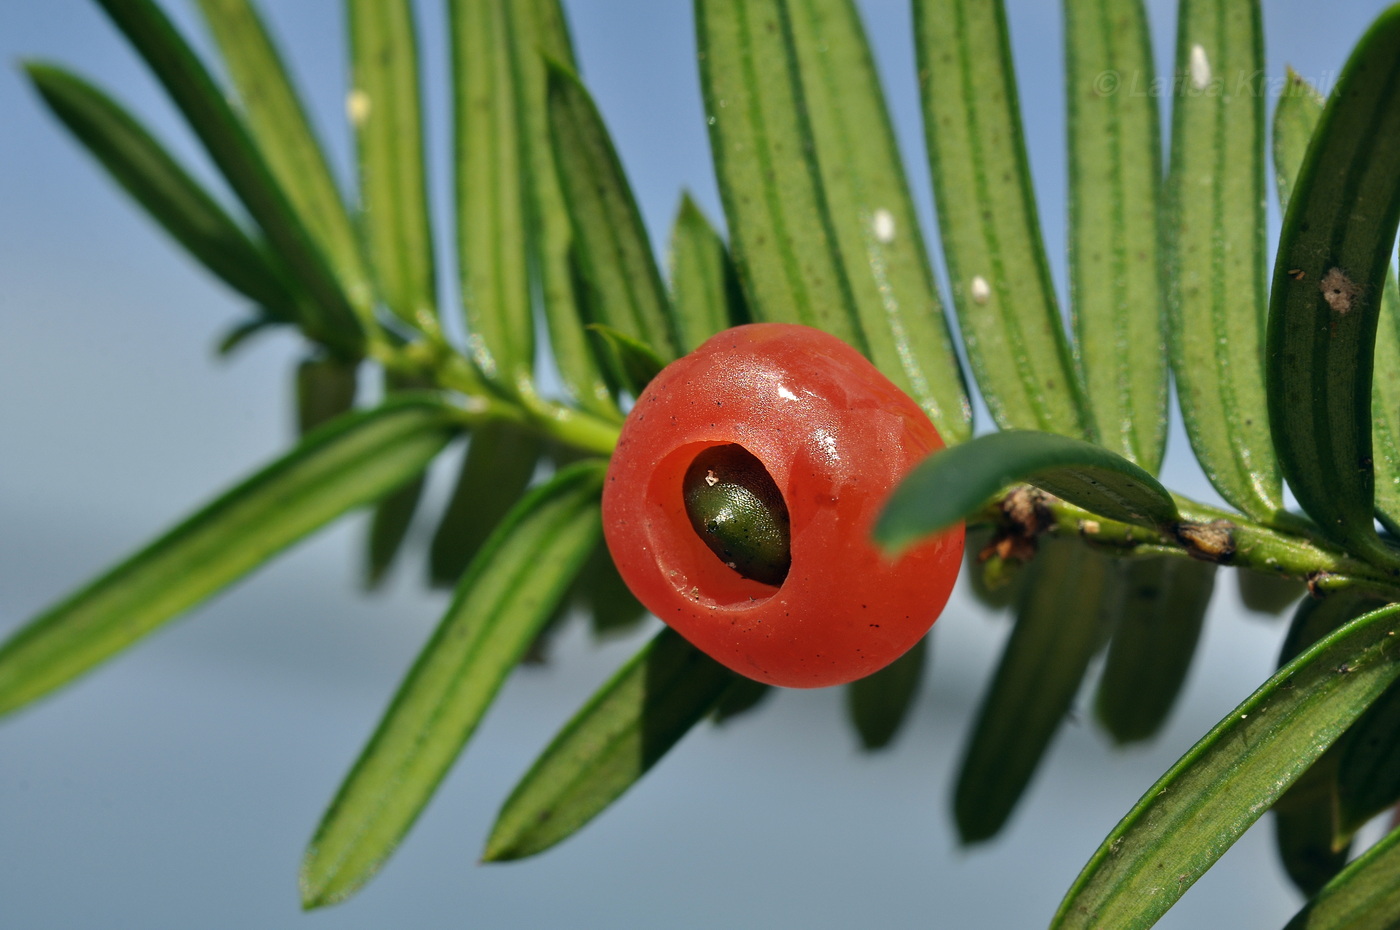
0, 1, 1393, 927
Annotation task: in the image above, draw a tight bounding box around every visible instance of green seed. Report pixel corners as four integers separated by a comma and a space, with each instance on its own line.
683, 445, 791, 586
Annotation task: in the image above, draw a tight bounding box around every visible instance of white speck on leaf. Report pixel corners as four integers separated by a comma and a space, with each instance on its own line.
346, 89, 371, 125
971, 276, 991, 305
1189, 44, 1211, 90
872, 208, 896, 244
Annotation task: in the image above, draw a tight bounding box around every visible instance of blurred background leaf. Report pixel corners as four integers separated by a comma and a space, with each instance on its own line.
428, 422, 544, 589
483, 627, 735, 862
0, 398, 461, 717
846, 635, 927, 750
302, 460, 604, 906
955, 539, 1113, 843
1094, 556, 1216, 744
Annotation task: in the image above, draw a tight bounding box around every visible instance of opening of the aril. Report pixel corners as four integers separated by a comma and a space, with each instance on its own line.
681, 444, 791, 587
641, 441, 789, 610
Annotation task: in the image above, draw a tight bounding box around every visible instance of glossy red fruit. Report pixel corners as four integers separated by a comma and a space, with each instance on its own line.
602, 323, 963, 688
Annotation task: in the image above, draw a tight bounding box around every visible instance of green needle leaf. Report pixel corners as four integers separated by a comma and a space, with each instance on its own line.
1050, 601, 1400, 929
0, 397, 461, 718
1275, 71, 1388, 543
846, 635, 928, 751
666, 193, 751, 353
364, 475, 424, 591
1279, 589, 1384, 668
914, 0, 1091, 439
1267, 6, 1400, 569
364, 371, 433, 589
452, 0, 535, 390
1165, 0, 1280, 521
955, 541, 1113, 843
1270, 590, 1386, 893
875, 429, 1179, 552
428, 421, 544, 587
1373, 257, 1400, 534
511, 0, 619, 420
24, 63, 298, 316
570, 540, 647, 640
1237, 569, 1306, 616
1275, 66, 1400, 540
1285, 821, 1400, 930
786, 0, 971, 444
1273, 745, 1351, 900
217, 314, 282, 356
347, 0, 439, 333
695, 0, 866, 348
1065, 0, 1166, 469
1272, 67, 1326, 211
712, 676, 773, 724
586, 324, 667, 398
1094, 557, 1216, 744
483, 627, 735, 862
547, 64, 681, 364
296, 353, 358, 436
195, 0, 375, 323
300, 461, 604, 907
1336, 674, 1400, 837
92, 0, 362, 354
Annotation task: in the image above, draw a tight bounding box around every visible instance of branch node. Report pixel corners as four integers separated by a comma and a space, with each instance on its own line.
1173, 520, 1237, 563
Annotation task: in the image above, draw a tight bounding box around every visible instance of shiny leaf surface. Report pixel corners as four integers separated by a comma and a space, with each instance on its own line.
876, 429, 1179, 553
196, 0, 374, 322
93, 0, 362, 351
452, 0, 534, 388
1052, 603, 1400, 929
511, 0, 619, 419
